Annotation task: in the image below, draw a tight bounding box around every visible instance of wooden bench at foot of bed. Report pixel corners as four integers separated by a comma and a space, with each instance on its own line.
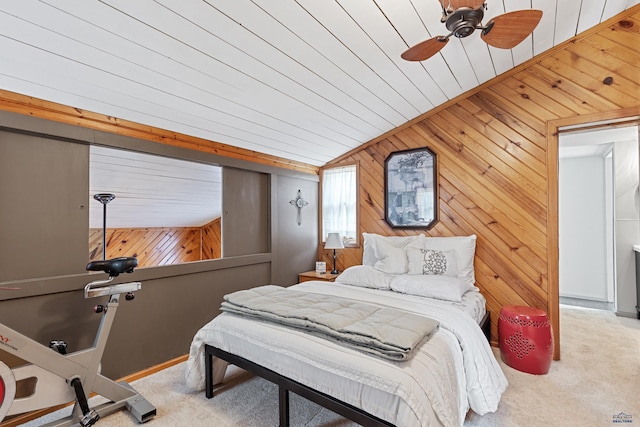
204, 312, 490, 427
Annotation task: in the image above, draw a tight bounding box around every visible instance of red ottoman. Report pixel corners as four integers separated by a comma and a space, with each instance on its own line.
499, 305, 553, 375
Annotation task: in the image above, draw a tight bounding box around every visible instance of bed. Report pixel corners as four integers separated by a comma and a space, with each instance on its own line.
185, 233, 508, 427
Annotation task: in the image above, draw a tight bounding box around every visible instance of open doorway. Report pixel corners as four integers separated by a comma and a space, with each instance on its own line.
559, 125, 639, 317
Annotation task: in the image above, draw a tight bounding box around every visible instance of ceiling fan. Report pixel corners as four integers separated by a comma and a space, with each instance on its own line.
401, 0, 543, 61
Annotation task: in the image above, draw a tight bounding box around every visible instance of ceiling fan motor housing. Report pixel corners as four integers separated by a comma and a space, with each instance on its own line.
445, 7, 484, 38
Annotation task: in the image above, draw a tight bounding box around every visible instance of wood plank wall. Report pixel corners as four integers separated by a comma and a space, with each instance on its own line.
89, 221, 221, 268
320, 8, 640, 355
0, 97, 318, 177
202, 218, 222, 260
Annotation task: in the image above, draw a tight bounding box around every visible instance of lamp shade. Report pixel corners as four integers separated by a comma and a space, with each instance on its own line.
324, 233, 344, 250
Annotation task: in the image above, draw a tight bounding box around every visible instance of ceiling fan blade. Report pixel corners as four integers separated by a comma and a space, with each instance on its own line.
438, 0, 485, 10
481, 10, 543, 49
401, 37, 449, 61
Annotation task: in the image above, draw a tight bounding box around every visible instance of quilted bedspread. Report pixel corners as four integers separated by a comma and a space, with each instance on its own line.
186, 281, 507, 427
221, 285, 439, 361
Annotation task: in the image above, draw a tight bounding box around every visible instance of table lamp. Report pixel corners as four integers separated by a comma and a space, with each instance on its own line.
324, 233, 344, 274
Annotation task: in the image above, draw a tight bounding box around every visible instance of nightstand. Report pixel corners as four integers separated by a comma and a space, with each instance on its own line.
298, 270, 339, 283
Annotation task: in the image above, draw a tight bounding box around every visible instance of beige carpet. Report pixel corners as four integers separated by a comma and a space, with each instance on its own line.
22, 306, 640, 426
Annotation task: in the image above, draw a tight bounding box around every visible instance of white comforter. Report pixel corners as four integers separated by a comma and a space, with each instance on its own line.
185, 282, 507, 427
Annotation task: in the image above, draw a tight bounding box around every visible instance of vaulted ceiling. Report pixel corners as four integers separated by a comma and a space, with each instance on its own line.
1, 0, 638, 169
89, 145, 222, 228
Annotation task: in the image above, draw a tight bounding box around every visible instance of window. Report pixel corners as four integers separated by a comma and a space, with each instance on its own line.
321, 164, 358, 246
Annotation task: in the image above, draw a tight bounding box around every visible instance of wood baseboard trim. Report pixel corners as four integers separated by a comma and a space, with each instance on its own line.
121, 354, 188, 383
0, 354, 188, 427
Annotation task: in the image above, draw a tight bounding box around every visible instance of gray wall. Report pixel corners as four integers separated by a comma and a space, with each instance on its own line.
614, 139, 640, 317
0, 111, 318, 379
559, 155, 610, 302
222, 167, 270, 257
0, 131, 89, 281
271, 175, 319, 286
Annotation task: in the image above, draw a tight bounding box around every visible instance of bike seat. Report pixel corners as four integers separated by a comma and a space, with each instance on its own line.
86, 257, 138, 277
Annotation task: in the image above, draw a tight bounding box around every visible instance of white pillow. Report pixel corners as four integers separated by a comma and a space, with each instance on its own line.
390, 274, 469, 302
408, 234, 477, 289
335, 265, 392, 289
362, 233, 423, 267
372, 237, 408, 274
405, 247, 458, 276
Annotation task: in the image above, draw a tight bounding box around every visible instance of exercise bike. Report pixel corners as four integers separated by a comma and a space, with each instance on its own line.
0, 257, 156, 426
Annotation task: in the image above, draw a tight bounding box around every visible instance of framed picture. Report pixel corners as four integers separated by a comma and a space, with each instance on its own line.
384, 147, 438, 229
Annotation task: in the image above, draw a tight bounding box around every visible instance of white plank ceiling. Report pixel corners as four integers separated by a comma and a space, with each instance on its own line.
89, 145, 222, 228
1, 0, 638, 168
1, 1, 638, 228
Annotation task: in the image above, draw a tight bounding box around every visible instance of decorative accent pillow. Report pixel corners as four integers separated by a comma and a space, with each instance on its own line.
389, 274, 469, 302
362, 233, 423, 267
405, 247, 458, 276
372, 237, 408, 274
408, 234, 477, 289
335, 265, 393, 289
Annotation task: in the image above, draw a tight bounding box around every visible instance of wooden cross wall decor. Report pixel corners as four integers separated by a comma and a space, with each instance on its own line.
289, 189, 308, 225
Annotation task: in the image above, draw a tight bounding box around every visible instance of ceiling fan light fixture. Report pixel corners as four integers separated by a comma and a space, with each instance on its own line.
401, 1, 541, 62
445, 7, 485, 39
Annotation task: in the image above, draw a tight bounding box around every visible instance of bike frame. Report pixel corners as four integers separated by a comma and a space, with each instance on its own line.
0, 278, 155, 426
